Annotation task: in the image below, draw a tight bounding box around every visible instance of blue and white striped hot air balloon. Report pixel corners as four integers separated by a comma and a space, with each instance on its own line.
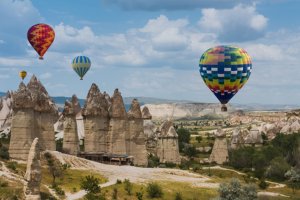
71, 56, 91, 80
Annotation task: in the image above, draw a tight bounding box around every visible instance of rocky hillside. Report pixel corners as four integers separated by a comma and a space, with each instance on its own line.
142, 103, 234, 120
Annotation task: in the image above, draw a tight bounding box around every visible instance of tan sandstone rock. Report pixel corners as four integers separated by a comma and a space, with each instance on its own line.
24, 138, 41, 200
127, 99, 148, 166
209, 128, 229, 164
62, 95, 80, 155
107, 89, 127, 154
156, 121, 180, 164
82, 84, 109, 153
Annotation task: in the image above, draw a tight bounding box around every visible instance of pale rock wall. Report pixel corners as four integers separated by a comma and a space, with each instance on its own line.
127, 99, 148, 166
209, 137, 229, 164
24, 138, 41, 200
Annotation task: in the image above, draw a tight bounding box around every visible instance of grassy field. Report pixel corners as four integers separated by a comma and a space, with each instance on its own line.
98, 181, 218, 200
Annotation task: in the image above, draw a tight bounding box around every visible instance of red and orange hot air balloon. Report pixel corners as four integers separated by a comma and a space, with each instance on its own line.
27, 23, 55, 60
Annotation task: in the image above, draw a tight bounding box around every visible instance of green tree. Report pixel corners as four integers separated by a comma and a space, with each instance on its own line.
285, 168, 300, 194
44, 152, 64, 185
184, 146, 198, 159
80, 175, 101, 194
266, 156, 290, 181
146, 182, 163, 198
124, 179, 133, 195
218, 179, 257, 200
177, 128, 191, 152
136, 191, 143, 200
229, 147, 255, 169
195, 136, 202, 143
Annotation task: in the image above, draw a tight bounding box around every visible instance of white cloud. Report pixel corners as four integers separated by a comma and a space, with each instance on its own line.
0, 57, 33, 67
198, 4, 268, 42
103, 0, 254, 11
40, 72, 52, 79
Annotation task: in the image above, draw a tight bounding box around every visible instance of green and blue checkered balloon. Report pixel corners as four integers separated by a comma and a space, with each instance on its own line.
72, 56, 91, 80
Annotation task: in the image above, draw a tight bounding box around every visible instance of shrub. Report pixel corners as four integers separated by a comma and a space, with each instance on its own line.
84, 193, 105, 200
175, 192, 183, 200
124, 179, 133, 195
147, 154, 160, 168
0, 179, 8, 187
165, 162, 177, 168
51, 184, 65, 196
116, 179, 122, 184
136, 191, 143, 200
146, 182, 163, 198
258, 179, 268, 190
80, 175, 101, 194
6, 161, 17, 171
0, 142, 9, 160
266, 156, 290, 181
112, 187, 118, 200
195, 136, 202, 143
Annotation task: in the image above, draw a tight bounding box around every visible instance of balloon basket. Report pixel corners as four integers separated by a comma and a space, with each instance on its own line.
221, 105, 227, 112
39, 56, 44, 60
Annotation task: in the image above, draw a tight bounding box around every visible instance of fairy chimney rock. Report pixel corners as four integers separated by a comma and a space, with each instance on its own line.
82, 84, 109, 153
156, 121, 180, 164
62, 95, 80, 155
210, 128, 229, 164
142, 106, 152, 119
24, 138, 41, 200
107, 88, 127, 154
127, 99, 148, 166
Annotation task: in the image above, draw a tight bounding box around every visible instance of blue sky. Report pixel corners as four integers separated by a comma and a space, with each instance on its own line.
0, 0, 300, 105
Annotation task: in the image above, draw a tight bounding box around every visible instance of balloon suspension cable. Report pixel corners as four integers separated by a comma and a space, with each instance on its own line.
39, 56, 44, 60
221, 104, 227, 112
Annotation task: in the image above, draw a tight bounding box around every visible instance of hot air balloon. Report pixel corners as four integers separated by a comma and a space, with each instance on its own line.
27, 23, 55, 60
71, 56, 91, 80
199, 45, 252, 112
19, 70, 27, 80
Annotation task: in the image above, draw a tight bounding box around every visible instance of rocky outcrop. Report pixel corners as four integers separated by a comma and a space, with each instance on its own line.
9, 76, 58, 160
209, 128, 229, 164
0, 91, 13, 133
142, 106, 152, 120
24, 138, 41, 200
127, 99, 148, 166
82, 84, 109, 153
9, 83, 35, 160
107, 89, 127, 154
62, 95, 80, 155
156, 121, 180, 164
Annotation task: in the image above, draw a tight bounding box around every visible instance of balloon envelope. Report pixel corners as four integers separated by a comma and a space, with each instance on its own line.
27, 23, 55, 60
19, 70, 27, 80
199, 45, 252, 105
71, 56, 91, 80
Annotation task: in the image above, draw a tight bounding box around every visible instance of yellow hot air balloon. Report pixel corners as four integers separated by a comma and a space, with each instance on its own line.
19, 70, 27, 80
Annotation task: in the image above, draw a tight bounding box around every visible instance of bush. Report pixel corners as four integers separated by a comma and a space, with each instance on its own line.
0, 179, 8, 187
0, 142, 9, 160
80, 175, 101, 194
266, 156, 290, 181
184, 145, 198, 159
258, 179, 268, 190
165, 162, 177, 168
147, 154, 160, 168
175, 192, 183, 200
146, 182, 163, 198
112, 187, 118, 200
124, 179, 133, 195
84, 193, 105, 200
218, 178, 257, 200
136, 191, 143, 200
116, 179, 122, 184
177, 128, 191, 152
6, 161, 17, 171
51, 184, 65, 196
195, 136, 202, 143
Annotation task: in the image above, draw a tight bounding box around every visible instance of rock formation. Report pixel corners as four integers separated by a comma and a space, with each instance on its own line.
209, 128, 229, 164
244, 127, 263, 147
82, 84, 109, 153
143, 106, 157, 155
127, 99, 148, 166
62, 95, 80, 155
9, 83, 35, 160
9, 76, 58, 160
24, 138, 41, 200
107, 89, 127, 154
156, 121, 180, 164
27, 76, 58, 151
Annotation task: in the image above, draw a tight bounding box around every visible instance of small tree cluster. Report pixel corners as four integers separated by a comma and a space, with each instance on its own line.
146, 182, 163, 198
218, 178, 257, 200
285, 168, 300, 193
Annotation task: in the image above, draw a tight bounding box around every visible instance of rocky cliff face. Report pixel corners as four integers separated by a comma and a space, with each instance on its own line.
127, 99, 148, 166
82, 84, 109, 153
24, 138, 41, 200
0, 91, 13, 134
107, 89, 127, 154
62, 95, 80, 155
